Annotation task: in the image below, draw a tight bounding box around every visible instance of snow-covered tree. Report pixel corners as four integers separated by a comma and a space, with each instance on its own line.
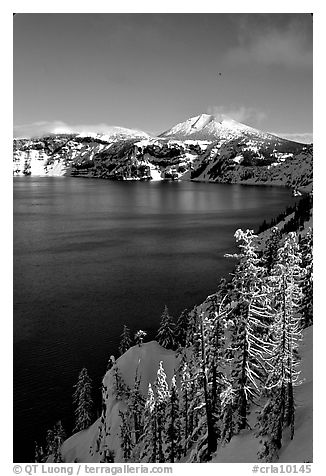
183, 307, 219, 462
34, 441, 45, 463
156, 306, 176, 350
113, 365, 130, 401
119, 410, 133, 461
220, 380, 236, 444
299, 228, 313, 328
100, 448, 115, 462
140, 384, 157, 462
45, 421, 66, 462
225, 229, 272, 432
204, 294, 229, 436
165, 375, 182, 462
178, 357, 194, 456
127, 370, 145, 445
106, 355, 115, 372
154, 361, 170, 462
257, 232, 304, 461
119, 325, 132, 355
72, 368, 93, 432
134, 329, 147, 346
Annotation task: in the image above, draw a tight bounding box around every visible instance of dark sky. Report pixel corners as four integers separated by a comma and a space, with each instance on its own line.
13, 13, 313, 141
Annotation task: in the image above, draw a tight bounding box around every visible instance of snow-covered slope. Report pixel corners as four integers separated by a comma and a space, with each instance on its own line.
61, 342, 179, 463
61, 322, 312, 464
160, 113, 283, 143
76, 126, 150, 142
211, 326, 312, 463
13, 114, 311, 188
192, 143, 313, 190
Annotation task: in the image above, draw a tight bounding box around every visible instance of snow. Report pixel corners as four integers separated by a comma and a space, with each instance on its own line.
193, 145, 312, 191
77, 127, 150, 141
210, 326, 313, 463
160, 113, 274, 142
61, 322, 312, 464
61, 341, 179, 463
232, 155, 243, 164
149, 166, 163, 181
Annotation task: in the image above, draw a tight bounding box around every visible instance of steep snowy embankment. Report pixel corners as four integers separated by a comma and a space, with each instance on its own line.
211, 326, 313, 463
193, 145, 313, 190
61, 342, 179, 463
61, 324, 312, 464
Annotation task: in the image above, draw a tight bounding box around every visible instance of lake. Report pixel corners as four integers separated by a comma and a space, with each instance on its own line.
13, 177, 297, 461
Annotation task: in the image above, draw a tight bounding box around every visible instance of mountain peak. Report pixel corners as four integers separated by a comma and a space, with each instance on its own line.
159, 112, 265, 142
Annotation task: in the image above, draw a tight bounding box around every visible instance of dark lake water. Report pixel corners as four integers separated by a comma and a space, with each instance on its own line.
13, 177, 297, 461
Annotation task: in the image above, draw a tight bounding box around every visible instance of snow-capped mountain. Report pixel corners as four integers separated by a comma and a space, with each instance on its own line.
159, 113, 280, 143
76, 126, 151, 142
12, 112, 312, 190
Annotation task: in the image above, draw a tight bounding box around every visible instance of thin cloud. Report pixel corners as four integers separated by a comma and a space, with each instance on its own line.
271, 132, 313, 144
13, 121, 146, 138
227, 17, 312, 69
207, 105, 267, 127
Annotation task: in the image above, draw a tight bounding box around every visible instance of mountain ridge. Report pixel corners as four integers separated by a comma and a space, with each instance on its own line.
13, 112, 313, 190
14, 113, 310, 146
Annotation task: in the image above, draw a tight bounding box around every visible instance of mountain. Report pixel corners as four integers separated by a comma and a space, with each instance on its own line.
191, 139, 313, 192
160, 113, 283, 143
75, 126, 151, 142
13, 113, 312, 190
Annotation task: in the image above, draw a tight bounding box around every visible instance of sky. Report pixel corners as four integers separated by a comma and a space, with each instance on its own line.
13, 13, 313, 141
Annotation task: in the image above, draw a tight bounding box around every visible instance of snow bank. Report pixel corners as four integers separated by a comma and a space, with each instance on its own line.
211, 326, 313, 463
61, 341, 179, 463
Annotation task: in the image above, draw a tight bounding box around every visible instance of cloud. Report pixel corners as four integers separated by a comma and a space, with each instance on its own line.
227, 17, 312, 69
13, 121, 138, 138
207, 105, 267, 127
271, 132, 313, 144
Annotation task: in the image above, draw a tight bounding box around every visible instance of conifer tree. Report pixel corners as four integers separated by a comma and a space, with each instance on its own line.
165, 375, 182, 462
53, 421, 66, 462
257, 232, 304, 461
106, 355, 115, 372
220, 380, 236, 444
140, 384, 157, 462
184, 308, 218, 462
204, 293, 229, 437
119, 325, 132, 355
178, 357, 195, 456
134, 329, 147, 346
72, 368, 93, 432
154, 361, 170, 462
34, 441, 45, 463
299, 228, 313, 327
197, 311, 216, 456
45, 421, 66, 462
113, 365, 130, 401
175, 309, 190, 348
264, 226, 282, 274
127, 370, 145, 445
156, 306, 176, 350
100, 448, 115, 462
119, 410, 133, 461
226, 229, 271, 432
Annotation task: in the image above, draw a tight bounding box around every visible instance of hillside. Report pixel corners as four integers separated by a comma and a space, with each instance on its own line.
160, 113, 286, 144
61, 342, 179, 463
61, 325, 312, 463
13, 113, 312, 190
52, 199, 313, 464
210, 325, 312, 463
192, 142, 313, 191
